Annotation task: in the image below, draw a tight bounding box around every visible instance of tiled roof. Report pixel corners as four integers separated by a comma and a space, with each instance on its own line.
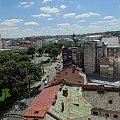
23, 85, 61, 118
48, 85, 92, 119
48, 65, 85, 87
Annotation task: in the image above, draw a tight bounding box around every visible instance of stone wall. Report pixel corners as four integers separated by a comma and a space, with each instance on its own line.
73, 114, 112, 120
82, 91, 120, 110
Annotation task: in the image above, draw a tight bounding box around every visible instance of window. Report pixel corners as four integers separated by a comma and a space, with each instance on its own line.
108, 99, 112, 104
113, 115, 118, 118
105, 113, 109, 117
93, 111, 98, 116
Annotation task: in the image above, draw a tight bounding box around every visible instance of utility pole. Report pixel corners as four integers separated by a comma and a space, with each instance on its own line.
26, 67, 30, 99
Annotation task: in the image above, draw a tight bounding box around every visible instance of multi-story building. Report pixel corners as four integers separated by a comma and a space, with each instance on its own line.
100, 57, 120, 79
101, 37, 120, 58
82, 85, 120, 119
0, 34, 2, 49
62, 39, 107, 74
35, 40, 43, 50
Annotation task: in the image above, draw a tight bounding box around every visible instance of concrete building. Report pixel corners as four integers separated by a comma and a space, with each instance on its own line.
73, 114, 112, 120
82, 85, 120, 120
35, 40, 43, 50
0, 34, 2, 49
4, 45, 27, 53
86, 35, 103, 40
57, 37, 68, 45
62, 40, 107, 74
82, 41, 97, 74
101, 37, 120, 58
100, 57, 120, 79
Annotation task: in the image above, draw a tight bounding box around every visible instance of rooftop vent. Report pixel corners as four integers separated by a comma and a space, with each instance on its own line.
63, 88, 68, 97
34, 111, 39, 114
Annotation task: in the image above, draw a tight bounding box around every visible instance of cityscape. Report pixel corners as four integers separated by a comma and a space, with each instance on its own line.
0, 0, 120, 120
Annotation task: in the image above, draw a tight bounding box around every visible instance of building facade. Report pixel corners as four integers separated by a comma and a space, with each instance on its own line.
0, 34, 2, 49
100, 57, 120, 79
35, 40, 43, 50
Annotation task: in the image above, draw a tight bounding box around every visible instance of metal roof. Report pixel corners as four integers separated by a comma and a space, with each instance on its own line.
101, 37, 120, 47
23, 85, 61, 118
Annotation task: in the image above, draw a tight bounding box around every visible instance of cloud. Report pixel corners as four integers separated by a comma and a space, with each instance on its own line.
41, 0, 53, 3
40, 6, 59, 14
1, 19, 23, 27
78, 20, 86, 23
18, 1, 35, 8
24, 22, 39, 26
24, 29, 33, 32
103, 16, 114, 20
48, 18, 54, 20
60, 5, 66, 9
63, 13, 76, 18
57, 23, 70, 27
75, 12, 100, 19
0, 27, 19, 31
32, 13, 51, 18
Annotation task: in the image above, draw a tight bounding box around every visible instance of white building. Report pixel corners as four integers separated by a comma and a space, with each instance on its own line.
35, 40, 43, 50
101, 37, 120, 58
0, 34, 2, 49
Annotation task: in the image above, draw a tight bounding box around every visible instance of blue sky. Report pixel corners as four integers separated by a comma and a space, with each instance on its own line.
0, 0, 120, 38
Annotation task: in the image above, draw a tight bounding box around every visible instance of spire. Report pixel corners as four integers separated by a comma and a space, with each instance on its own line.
72, 28, 75, 39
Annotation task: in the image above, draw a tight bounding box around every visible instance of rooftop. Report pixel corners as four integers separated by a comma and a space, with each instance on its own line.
101, 37, 120, 47
82, 85, 120, 92
23, 85, 61, 118
48, 85, 92, 120
48, 65, 85, 87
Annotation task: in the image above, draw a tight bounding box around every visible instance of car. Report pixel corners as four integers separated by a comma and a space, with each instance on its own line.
44, 80, 49, 85
43, 79, 46, 82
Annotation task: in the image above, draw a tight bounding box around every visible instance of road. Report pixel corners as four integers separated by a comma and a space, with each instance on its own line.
31, 54, 50, 64
2, 55, 62, 120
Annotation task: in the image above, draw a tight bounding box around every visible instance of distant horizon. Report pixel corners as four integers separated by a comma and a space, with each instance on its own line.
1, 30, 120, 39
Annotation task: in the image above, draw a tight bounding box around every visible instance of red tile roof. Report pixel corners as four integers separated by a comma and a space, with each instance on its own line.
23, 85, 61, 118
48, 65, 85, 87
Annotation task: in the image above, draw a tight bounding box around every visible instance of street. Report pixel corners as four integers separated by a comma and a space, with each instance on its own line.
2, 55, 62, 120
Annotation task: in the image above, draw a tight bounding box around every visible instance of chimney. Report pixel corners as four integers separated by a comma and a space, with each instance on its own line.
65, 72, 67, 75
61, 102, 64, 112
72, 66, 75, 74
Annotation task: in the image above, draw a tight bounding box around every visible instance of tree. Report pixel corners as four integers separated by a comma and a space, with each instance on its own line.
44, 46, 51, 56
27, 47, 35, 58
38, 48, 43, 56
51, 47, 59, 60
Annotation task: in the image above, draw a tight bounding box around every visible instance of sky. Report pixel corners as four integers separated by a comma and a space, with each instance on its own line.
0, 0, 120, 38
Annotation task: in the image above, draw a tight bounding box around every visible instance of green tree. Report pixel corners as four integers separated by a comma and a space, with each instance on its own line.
27, 47, 35, 58
38, 48, 43, 56
51, 47, 59, 60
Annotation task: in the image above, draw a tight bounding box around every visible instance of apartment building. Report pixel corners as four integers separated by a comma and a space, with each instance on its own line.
0, 34, 2, 49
